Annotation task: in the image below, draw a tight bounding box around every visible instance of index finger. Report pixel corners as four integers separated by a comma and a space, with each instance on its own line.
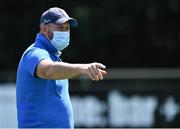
95, 63, 106, 69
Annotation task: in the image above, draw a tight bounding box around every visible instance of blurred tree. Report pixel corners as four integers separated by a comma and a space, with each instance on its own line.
1, 0, 180, 70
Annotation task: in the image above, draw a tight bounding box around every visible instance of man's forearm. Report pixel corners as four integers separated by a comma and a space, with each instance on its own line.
46, 62, 84, 80
36, 59, 106, 81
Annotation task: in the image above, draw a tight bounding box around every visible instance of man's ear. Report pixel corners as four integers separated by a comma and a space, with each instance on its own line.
40, 24, 50, 37
40, 24, 47, 33
40, 24, 53, 40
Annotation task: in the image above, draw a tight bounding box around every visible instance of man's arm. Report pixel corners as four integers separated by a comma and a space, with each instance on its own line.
35, 59, 107, 81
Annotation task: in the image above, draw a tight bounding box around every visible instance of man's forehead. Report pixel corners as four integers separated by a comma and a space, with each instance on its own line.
51, 22, 70, 27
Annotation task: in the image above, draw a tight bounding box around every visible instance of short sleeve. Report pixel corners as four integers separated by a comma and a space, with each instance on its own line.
23, 48, 51, 76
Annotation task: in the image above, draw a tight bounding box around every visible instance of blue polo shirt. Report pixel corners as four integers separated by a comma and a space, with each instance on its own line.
16, 33, 74, 128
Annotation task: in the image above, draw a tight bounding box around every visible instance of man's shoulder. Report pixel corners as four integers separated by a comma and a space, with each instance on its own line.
23, 43, 48, 56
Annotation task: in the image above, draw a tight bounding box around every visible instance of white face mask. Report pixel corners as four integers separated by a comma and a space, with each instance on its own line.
50, 31, 70, 51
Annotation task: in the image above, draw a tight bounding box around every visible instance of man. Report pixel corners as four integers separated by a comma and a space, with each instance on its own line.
16, 7, 107, 128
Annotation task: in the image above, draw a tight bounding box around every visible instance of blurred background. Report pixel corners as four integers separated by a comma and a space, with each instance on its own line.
1, 0, 180, 128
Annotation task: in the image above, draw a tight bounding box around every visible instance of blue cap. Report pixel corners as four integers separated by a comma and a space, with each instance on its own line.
40, 7, 78, 27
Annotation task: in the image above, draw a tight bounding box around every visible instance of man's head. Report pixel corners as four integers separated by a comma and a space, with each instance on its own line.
39, 7, 78, 40
39, 7, 78, 50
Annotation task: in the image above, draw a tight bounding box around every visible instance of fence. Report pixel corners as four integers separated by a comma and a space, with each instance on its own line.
0, 68, 180, 127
